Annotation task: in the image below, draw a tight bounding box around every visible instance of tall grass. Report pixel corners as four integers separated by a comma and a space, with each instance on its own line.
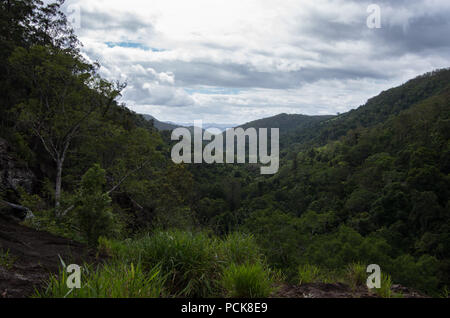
97, 230, 267, 298
219, 232, 262, 266
221, 263, 274, 298
35, 262, 166, 298
298, 264, 325, 285
373, 273, 393, 298
100, 230, 221, 297
440, 286, 449, 298
346, 263, 367, 289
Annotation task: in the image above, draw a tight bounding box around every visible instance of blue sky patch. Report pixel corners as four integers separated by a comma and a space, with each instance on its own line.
105, 42, 164, 52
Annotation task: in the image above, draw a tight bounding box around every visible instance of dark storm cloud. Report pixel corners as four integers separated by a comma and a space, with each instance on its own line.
374, 14, 450, 54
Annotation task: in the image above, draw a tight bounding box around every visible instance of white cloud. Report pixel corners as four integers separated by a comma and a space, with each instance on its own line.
61, 0, 450, 124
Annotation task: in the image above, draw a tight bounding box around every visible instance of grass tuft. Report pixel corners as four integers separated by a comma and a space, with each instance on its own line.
298, 264, 324, 285
35, 262, 166, 298
373, 273, 393, 298
345, 263, 367, 289
219, 232, 262, 266
0, 249, 17, 270
221, 263, 274, 298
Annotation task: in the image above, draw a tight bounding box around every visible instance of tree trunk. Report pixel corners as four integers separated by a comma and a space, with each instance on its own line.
55, 159, 63, 217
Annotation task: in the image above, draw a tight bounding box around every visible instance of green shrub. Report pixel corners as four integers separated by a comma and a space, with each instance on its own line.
373, 273, 393, 298
98, 236, 129, 259
96, 231, 272, 297
219, 232, 262, 266
390, 254, 440, 296
440, 286, 449, 298
221, 263, 273, 298
113, 230, 222, 297
36, 262, 166, 298
298, 264, 323, 285
346, 263, 367, 288
73, 164, 117, 246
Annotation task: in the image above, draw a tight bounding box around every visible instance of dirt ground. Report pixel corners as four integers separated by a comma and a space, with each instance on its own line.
0, 217, 95, 298
272, 282, 427, 298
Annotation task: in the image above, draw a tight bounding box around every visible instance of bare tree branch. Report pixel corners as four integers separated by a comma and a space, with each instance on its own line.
61, 159, 151, 217
107, 160, 152, 195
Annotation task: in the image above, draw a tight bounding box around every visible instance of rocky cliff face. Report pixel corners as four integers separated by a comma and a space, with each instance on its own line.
0, 138, 35, 194
0, 138, 35, 219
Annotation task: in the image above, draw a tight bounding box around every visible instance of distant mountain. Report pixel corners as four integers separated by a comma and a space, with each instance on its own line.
141, 114, 237, 133
141, 114, 181, 131
166, 121, 237, 133
239, 113, 334, 135
288, 68, 450, 148
246, 68, 450, 151
234, 113, 334, 150
200, 123, 238, 133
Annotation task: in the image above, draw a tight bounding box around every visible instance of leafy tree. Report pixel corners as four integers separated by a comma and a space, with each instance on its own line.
0, 0, 78, 131
244, 210, 302, 271
73, 164, 115, 246
9, 45, 123, 215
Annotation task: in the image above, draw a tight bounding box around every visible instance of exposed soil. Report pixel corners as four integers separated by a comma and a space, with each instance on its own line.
272, 282, 427, 298
0, 217, 96, 298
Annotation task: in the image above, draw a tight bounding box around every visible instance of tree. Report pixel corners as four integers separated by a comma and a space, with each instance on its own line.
73, 164, 115, 246
244, 209, 302, 270
9, 45, 123, 216
0, 0, 79, 130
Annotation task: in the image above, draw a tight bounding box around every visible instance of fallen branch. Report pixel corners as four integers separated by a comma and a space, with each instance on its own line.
1, 200, 34, 219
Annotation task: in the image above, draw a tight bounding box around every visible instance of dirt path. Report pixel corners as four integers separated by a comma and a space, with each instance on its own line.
0, 217, 95, 298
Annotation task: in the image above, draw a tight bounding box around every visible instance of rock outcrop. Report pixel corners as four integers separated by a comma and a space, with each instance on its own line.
0, 138, 36, 219
0, 138, 35, 193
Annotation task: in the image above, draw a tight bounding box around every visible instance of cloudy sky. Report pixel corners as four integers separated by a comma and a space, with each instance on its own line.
59, 0, 450, 125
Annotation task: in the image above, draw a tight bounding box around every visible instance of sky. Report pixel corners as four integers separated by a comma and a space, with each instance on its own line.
58, 0, 450, 125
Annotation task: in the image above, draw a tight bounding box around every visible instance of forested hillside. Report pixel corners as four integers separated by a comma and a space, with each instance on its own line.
280, 70, 450, 151
191, 68, 450, 296
0, 0, 194, 239
0, 0, 448, 298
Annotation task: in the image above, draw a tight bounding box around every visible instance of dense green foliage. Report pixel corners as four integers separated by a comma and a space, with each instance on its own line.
221, 263, 274, 298
97, 230, 270, 297
1, 1, 448, 298
37, 231, 273, 298
191, 69, 450, 296
0, 0, 194, 240
72, 164, 116, 246
36, 262, 167, 298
